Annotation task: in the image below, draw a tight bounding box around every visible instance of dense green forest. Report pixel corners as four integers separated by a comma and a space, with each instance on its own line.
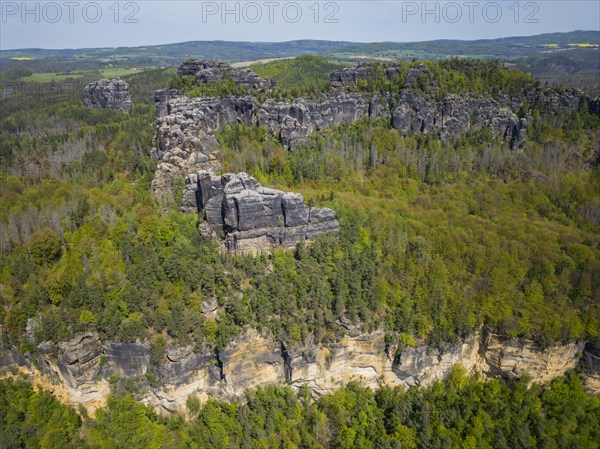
1, 59, 599, 356
2, 370, 599, 448
1, 46, 600, 449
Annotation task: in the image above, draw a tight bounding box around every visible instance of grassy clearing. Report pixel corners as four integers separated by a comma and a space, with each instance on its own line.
98, 67, 145, 78
20, 72, 85, 82
20, 66, 146, 83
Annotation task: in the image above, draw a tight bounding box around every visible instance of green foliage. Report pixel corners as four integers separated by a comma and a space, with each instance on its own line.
169, 55, 344, 99
213, 115, 600, 347
27, 227, 61, 265
3, 373, 598, 448
88, 395, 178, 449
252, 54, 344, 93
0, 379, 83, 448
2, 54, 599, 355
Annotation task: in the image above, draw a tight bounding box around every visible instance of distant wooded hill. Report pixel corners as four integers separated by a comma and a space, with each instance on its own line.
1, 31, 598, 91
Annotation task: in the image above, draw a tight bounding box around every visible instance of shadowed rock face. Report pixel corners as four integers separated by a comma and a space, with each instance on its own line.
329, 62, 435, 90
150, 87, 525, 199
151, 62, 537, 199
83, 78, 132, 111
330, 63, 378, 88
182, 171, 339, 253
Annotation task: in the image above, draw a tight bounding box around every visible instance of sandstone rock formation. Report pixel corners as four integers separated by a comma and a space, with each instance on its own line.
329, 63, 377, 88
151, 88, 526, 200
151, 62, 538, 200
152, 61, 597, 203
0, 330, 589, 416
177, 59, 274, 90
83, 77, 132, 111
329, 62, 435, 90
182, 171, 339, 253
581, 343, 600, 395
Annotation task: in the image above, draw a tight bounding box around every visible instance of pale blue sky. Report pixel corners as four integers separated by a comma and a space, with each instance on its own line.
1, 1, 599, 50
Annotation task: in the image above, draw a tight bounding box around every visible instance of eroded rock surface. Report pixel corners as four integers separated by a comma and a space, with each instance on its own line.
151, 61, 596, 201
150, 88, 521, 200
581, 343, 600, 395
83, 77, 132, 111
1, 330, 590, 416
183, 171, 339, 253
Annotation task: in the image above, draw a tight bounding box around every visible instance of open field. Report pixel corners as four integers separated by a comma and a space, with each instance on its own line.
20, 67, 146, 83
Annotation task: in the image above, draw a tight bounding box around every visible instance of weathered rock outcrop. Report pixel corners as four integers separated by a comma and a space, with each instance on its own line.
150, 89, 522, 200
151, 63, 532, 199
330, 63, 378, 88
182, 171, 339, 253
177, 59, 274, 90
581, 343, 600, 395
329, 62, 435, 90
0, 330, 588, 416
151, 60, 598, 201
83, 77, 132, 111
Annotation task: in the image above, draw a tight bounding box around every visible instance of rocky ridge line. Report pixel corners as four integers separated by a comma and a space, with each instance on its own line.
177, 59, 275, 91
151, 61, 590, 202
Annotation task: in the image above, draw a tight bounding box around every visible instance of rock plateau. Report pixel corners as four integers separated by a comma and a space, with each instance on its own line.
151, 60, 593, 202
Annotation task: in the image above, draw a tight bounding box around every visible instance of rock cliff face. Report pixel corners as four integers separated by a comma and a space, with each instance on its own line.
1, 331, 589, 416
581, 343, 600, 395
151, 63, 523, 199
182, 171, 339, 253
83, 77, 132, 111
151, 60, 595, 202
150, 90, 523, 199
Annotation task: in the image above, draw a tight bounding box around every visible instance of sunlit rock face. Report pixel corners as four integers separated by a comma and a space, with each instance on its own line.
181, 171, 339, 253
1, 330, 588, 417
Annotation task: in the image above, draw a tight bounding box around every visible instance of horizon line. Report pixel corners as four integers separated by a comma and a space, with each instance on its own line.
2, 29, 598, 52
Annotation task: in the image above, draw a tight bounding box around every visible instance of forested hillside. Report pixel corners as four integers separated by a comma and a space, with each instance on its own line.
1, 58, 599, 353
0, 54, 599, 445
2, 370, 599, 448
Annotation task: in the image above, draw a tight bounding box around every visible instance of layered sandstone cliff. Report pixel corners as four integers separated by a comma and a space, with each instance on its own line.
151, 60, 593, 204
0, 330, 587, 416
150, 61, 536, 201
